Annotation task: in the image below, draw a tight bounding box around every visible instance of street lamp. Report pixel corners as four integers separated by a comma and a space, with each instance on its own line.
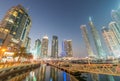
1, 48, 6, 52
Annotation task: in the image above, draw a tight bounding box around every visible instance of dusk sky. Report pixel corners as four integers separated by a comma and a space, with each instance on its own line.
0, 0, 119, 57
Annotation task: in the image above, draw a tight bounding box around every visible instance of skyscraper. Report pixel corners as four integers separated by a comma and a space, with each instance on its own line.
80, 25, 94, 57
109, 21, 120, 44
102, 27, 120, 57
0, 5, 31, 47
34, 39, 41, 59
25, 37, 31, 53
64, 40, 73, 57
41, 35, 48, 57
60, 41, 67, 57
51, 36, 58, 58
111, 9, 120, 26
89, 17, 106, 58
111, 9, 120, 21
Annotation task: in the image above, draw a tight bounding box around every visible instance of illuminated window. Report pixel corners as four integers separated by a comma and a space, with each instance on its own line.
9, 11, 13, 15
13, 32, 16, 35
19, 9, 23, 13
12, 11, 18, 17
4, 29, 9, 33
6, 18, 14, 23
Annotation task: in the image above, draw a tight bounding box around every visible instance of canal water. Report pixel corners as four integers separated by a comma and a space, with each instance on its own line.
86, 73, 120, 81
5, 64, 78, 81
3, 64, 120, 81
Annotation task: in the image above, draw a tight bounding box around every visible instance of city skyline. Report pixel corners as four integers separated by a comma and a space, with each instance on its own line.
0, 0, 119, 57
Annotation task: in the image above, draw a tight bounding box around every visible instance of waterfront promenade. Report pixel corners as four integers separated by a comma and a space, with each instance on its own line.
0, 61, 40, 80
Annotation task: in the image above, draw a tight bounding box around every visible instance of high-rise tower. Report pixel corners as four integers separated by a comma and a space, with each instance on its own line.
60, 41, 67, 57
111, 9, 120, 26
64, 40, 73, 57
34, 39, 41, 59
109, 21, 120, 44
111, 9, 120, 21
80, 25, 94, 57
0, 5, 31, 47
51, 36, 58, 58
102, 27, 120, 57
41, 35, 48, 57
89, 17, 106, 58
25, 37, 31, 53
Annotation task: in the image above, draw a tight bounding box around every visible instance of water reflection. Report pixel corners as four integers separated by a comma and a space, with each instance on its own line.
50, 67, 58, 81
87, 73, 120, 81
24, 64, 46, 81
39, 64, 46, 81
2, 64, 120, 81
6, 64, 78, 81
91, 73, 99, 81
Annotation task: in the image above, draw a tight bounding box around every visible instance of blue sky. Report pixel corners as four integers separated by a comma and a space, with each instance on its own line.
0, 0, 119, 57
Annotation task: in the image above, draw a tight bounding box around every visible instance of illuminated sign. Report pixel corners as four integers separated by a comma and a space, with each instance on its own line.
4, 52, 14, 56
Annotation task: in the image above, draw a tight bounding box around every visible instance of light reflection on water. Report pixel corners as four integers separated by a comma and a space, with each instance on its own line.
86, 73, 120, 81
20, 64, 77, 81
4, 64, 120, 81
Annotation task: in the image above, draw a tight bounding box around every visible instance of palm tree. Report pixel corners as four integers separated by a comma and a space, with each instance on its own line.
17, 47, 26, 62
13, 47, 33, 62
13, 51, 19, 61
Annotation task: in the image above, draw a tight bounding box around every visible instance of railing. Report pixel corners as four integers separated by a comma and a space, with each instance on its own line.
0, 61, 31, 68
47, 61, 120, 76
7, 72, 29, 81
71, 64, 120, 76
0, 62, 40, 80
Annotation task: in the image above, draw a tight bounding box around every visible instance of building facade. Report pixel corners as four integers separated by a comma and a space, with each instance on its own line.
60, 41, 67, 57
34, 39, 41, 59
109, 21, 120, 45
89, 17, 106, 58
80, 25, 94, 57
51, 36, 58, 58
102, 27, 120, 58
25, 37, 31, 53
41, 35, 48, 57
111, 9, 120, 26
64, 40, 73, 57
0, 5, 31, 49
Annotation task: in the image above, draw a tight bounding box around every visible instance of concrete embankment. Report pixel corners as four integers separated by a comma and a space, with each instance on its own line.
0, 63, 40, 79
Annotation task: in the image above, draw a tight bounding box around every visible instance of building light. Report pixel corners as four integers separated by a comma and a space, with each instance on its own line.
13, 32, 16, 35
12, 11, 18, 17
1, 48, 6, 52
19, 9, 23, 13
4, 29, 9, 33
6, 18, 14, 24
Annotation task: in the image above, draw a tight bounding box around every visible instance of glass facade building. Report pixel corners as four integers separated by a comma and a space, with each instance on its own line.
51, 36, 58, 58
89, 17, 106, 58
102, 27, 120, 58
64, 40, 73, 57
0, 5, 31, 47
111, 9, 120, 26
41, 35, 48, 57
34, 39, 41, 59
109, 21, 120, 45
80, 25, 94, 57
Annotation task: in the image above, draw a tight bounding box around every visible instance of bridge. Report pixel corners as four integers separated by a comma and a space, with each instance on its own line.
46, 60, 120, 76
0, 59, 120, 79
